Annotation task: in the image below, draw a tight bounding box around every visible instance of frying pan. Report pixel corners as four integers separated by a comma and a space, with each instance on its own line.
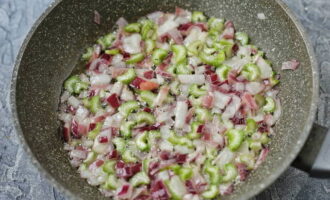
10, 0, 330, 199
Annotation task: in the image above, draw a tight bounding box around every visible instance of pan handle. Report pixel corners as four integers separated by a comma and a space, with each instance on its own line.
292, 123, 330, 178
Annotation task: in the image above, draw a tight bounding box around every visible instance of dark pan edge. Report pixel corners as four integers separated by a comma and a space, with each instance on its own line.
9, 0, 319, 199
9, 0, 80, 199
240, 0, 319, 199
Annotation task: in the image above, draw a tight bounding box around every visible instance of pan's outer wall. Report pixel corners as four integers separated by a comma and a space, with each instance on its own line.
11, 0, 318, 199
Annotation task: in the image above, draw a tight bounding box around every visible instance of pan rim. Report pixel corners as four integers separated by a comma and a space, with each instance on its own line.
9, 0, 319, 199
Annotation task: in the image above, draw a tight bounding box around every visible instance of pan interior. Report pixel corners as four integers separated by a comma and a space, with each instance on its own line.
13, 0, 316, 199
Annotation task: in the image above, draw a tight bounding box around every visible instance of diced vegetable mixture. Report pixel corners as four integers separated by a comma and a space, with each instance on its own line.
58, 7, 281, 200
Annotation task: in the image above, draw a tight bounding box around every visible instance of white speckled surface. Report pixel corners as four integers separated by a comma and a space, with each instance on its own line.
0, 0, 329, 199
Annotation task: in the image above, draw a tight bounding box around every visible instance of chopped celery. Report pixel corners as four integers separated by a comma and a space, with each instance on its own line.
142, 158, 151, 173
122, 149, 137, 163
192, 11, 207, 22
118, 100, 139, 117
187, 121, 202, 139
136, 111, 155, 125
235, 32, 249, 45
83, 151, 97, 165
124, 23, 141, 33
187, 40, 204, 56
125, 53, 145, 64
140, 90, 156, 107
208, 17, 224, 32
116, 68, 137, 84
254, 94, 266, 107
87, 122, 102, 139
195, 107, 212, 122
204, 164, 221, 185
226, 129, 245, 151
165, 176, 187, 200
203, 46, 216, 54
216, 65, 232, 81
239, 153, 255, 170
168, 131, 194, 148
105, 48, 120, 55
136, 131, 149, 151
249, 140, 262, 151
141, 20, 156, 40
172, 45, 187, 64
112, 137, 126, 154
74, 82, 89, 94
166, 64, 177, 75
221, 163, 238, 182
269, 76, 280, 86
145, 39, 156, 54
189, 96, 202, 107
178, 167, 193, 181
102, 160, 116, 174
169, 164, 181, 172
260, 133, 270, 145
103, 174, 118, 190
64, 75, 88, 94
89, 95, 102, 114
216, 39, 234, 58
152, 48, 168, 65
206, 147, 217, 159
130, 172, 150, 187
202, 185, 218, 199
148, 130, 161, 145
82, 47, 93, 61
245, 118, 257, 134
120, 121, 136, 138
97, 33, 115, 49
199, 50, 226, 67
169, 80, 180, 95
241, 63, 261, 81
176, 63, 192, 75
263, 97, 276, 113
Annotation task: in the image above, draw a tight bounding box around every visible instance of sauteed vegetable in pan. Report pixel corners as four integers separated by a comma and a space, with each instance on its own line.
58, 7, 284, 199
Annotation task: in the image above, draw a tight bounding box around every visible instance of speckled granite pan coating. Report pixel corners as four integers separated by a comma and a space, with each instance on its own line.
10, 0, 318, 199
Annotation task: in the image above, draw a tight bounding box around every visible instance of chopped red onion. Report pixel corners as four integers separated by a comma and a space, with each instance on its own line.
147, 11, 164, 23
222, 27, 235, 39
174, 101, 188, 129
178, 75, 205, 85
107, 93, 121, 108
117, 184, 133, 199
120, 86, 135, 101
157, 16, 179, 36
201, 94, 214, 109
123, 33, 142, 54
245, 82, 265, 95
70, 149, 88, 160
151, 180, 169, 200
256, 57, 273, 79
94, 10, 101, 24
154, 86, 169, 106
90, 74, 111, 86
242, 93, 258, 110
255, 148, 270, 169
183, 26, 207, 46
63, 123, 71, 142
222, 95, 241, 120
130, 77, 146, 89
116, 17, 128, 29
166, 28, 183, 44
281, 59, 300, 70
144, 70, 155, 79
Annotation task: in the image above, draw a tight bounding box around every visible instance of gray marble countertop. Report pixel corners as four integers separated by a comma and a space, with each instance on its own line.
1, 0, 330, 199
